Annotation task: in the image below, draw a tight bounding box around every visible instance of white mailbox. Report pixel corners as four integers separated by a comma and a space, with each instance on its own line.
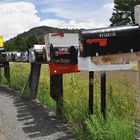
44, 33, 79, 64
28, 42, 45, 63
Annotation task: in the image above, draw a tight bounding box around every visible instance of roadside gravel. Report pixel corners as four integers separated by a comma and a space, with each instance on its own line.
0, 86, 75, 140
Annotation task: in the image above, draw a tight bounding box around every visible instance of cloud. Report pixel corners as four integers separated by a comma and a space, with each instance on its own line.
40, 19, 66, 27
40, 1, 114, 19
103, 2, 114, 11
41, 0, 69, 3
0, 1, 114, 41
40, 19, 106, 29
0, 2, 40, 40
40, 1, 114, 27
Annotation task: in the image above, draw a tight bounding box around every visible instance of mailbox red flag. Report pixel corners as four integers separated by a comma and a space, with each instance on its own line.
86, 38, 107, 46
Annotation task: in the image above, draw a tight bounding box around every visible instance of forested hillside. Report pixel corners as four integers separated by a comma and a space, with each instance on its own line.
4, 26, 78, 52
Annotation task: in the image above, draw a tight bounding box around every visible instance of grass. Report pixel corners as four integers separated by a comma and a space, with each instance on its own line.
0, 63, 136, 140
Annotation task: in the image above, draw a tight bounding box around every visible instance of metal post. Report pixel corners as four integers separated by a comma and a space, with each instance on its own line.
101, 71, 106, 119
89, 71, 94, 115
50, 74, 63, 116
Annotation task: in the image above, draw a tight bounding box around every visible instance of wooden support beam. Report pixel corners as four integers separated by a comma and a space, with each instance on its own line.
101, 72, 106, 119
3, 62, 10, 83
137, 61, 140, 87
20, 63, 41, 100
89, 71, 94, 115
50, 74, 63, 116
91, 52, 140, 64
135, 61, 140, 139
29, 63, 41, 99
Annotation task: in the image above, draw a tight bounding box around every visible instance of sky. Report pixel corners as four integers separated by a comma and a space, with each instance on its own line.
0, 0, 114, 40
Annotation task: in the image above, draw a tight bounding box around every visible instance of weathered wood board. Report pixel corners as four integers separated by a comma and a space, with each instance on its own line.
91, 52, 140, 64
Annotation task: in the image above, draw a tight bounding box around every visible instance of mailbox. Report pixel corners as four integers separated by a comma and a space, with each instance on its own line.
28, 42, 46, 63
0, 36, 4, 51
80, 25, 140, 57
0, 36, 5, 67
44, 33, 79, 64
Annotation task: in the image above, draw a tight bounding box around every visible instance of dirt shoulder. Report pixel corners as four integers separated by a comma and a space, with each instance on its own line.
0, 86, 74, 140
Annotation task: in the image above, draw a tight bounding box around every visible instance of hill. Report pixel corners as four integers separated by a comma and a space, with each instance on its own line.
4, 26, 79, 52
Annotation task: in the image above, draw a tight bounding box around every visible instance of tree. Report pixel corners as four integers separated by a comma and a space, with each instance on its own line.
13, 35, 27, 51
26, 33, 39, 48
110, 0, 140, 26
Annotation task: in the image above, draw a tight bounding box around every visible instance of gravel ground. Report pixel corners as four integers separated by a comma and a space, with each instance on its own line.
0, 86, 75, 140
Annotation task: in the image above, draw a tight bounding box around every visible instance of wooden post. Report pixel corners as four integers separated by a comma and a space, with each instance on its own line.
135, 61, 140, 139
3, 62, 10, 83
50, 74, 63, 116
56, 74, 63, 117
89, 71, 94, 115
29, 63, 41, 99
20, 63, 41, 100
101, 71, 106, 119
0, 68, 2, 80
137, 61, 140, 87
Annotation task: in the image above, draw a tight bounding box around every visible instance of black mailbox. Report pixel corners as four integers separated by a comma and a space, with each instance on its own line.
80, 25, 140, 57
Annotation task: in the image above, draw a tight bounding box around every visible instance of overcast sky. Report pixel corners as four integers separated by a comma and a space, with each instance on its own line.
0, 0, 114, 40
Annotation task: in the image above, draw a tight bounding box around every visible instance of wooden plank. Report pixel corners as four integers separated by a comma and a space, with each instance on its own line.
137, 61, 140, 87
50, 74, 63, 116
135, 61, 140, 139
29, 63, 41, 99
89, 71, 94, 115
91, 52, 140, 64
20, 63, 41, 100
101, 72, 106, 119
3, 62, 10, 82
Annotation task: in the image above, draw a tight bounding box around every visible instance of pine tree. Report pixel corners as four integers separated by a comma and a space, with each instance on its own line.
110, 0, 140, 26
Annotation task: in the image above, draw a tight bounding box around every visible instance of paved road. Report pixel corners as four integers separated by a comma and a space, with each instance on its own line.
0, 86, 75, 140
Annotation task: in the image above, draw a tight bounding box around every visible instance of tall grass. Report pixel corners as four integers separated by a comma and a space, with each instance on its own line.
0, 63, 136, 140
